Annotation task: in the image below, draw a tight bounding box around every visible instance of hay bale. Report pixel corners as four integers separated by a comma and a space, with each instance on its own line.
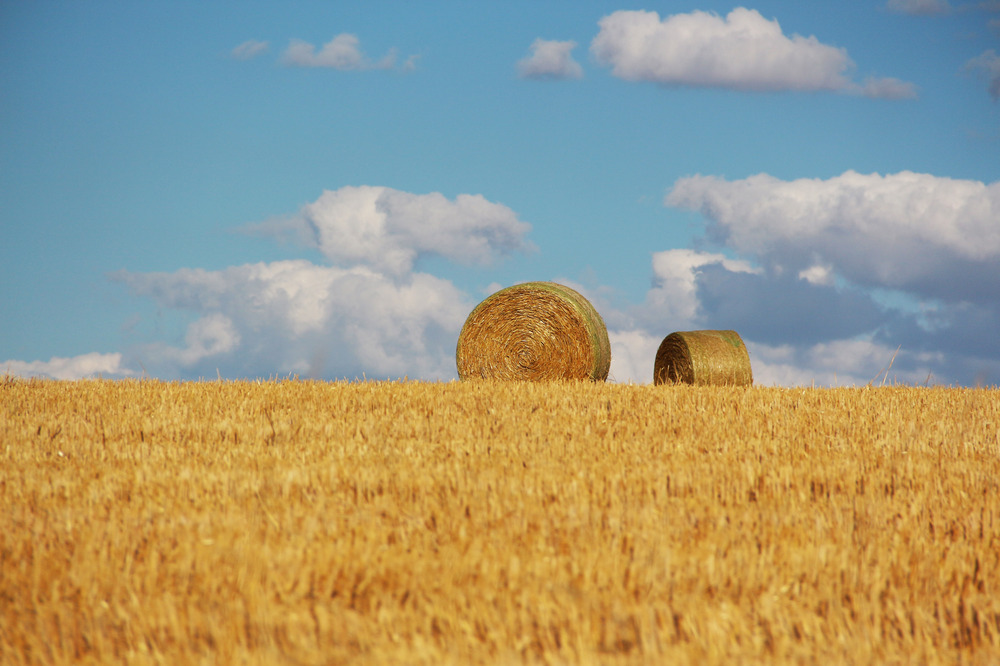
456, 281, 611, 381
653, 330, 753, 386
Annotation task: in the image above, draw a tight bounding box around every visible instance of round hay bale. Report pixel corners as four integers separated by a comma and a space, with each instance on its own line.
653, 330, 753, 386
456, 281, 611, 381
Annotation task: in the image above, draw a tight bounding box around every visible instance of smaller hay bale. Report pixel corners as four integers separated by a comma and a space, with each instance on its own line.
456, 281, 611, 381
653, 330, 753, 386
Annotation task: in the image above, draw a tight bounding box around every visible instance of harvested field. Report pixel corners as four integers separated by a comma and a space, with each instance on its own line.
2, 378, 999, 664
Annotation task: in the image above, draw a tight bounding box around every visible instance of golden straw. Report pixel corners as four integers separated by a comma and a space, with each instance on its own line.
654, 329, 753, 386
456, 281, 611, 381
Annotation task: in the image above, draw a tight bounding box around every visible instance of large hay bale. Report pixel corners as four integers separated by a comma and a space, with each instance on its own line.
653, 330, 753, 386
456, 281, 611, 381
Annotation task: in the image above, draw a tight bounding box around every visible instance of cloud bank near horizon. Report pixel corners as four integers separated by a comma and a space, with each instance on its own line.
7, 170, 997, 387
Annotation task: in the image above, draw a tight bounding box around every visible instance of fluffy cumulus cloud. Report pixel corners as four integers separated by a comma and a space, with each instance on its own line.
592, 247, 859, 384
638, 249, 760, 329
112, 261, 470, 380
590, 8, 915, 98
137, 313, 242, 370
604, 252, 997, 387
517, 39, 583, 80
667, 171, 1000, 302
3, 352, 135, 380
966, 50, 1000, 100
89, 186, 533, 381
281, 34, 396, 70
631, 170, 1000, 386
603, 249, 889, 377
5, 186, 533, 382
248, 186, 534, 276
886, 0, 951, 15
8, 168, 997, 385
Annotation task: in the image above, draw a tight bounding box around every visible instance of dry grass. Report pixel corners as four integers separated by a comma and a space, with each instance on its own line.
2, 377, 999, 665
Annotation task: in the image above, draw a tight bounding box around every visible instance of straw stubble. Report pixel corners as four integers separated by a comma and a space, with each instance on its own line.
3, 379, 998, 665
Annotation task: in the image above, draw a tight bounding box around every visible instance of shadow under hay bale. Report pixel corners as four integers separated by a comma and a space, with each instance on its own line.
456, 281, 611, 381
654, 330, 753, 386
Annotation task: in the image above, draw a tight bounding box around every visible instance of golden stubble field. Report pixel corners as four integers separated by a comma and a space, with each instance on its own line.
1, 378, 999, 665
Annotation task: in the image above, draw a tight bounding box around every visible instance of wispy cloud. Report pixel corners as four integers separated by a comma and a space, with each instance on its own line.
7, 168, 999, 385
966, 49, 1000, 100
746, 338, 943, 387
517, 39, 583, 80
591, 8, 916, 98
886, 0, 952, 15
281, 34, 397, 70
855, 76, 919, 99
231, 40, 269, 60
3, 352, 135, 380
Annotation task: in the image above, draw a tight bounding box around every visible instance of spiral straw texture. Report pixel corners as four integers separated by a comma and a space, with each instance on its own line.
654, 330, 753, 386
456, 282, 611, 381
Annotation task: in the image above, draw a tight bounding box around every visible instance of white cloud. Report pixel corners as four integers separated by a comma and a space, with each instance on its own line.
748, 338, 942, 387
886, 0, 951, 15
641, 249, 760, 328
667, 171, 1000, 301
603, 256, 944, 387
590, 8, 913, 97
798, 263, 835, 286
517, 39, 583, 80
650, 171, 1000, 385
402, 54, 421, 72
247, 186, 533, 276
607, 326, 941, 387
607, 329, 661, 384
91, 185, 536, 381
281, 34, 395, 70
856, 76, 918, 99
966, 49, 1000, 100
231, 40, 269, 60
588, 244, 998, 386
3, 352, 135, 380
115, 260, 471, 380
142, 314, 241, 368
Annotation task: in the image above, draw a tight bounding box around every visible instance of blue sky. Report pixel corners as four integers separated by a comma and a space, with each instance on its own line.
2, 0, 998, 385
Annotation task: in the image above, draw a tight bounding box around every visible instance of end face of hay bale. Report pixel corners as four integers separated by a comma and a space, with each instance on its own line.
456, 281, 611, 381
654, 330, 753, 386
